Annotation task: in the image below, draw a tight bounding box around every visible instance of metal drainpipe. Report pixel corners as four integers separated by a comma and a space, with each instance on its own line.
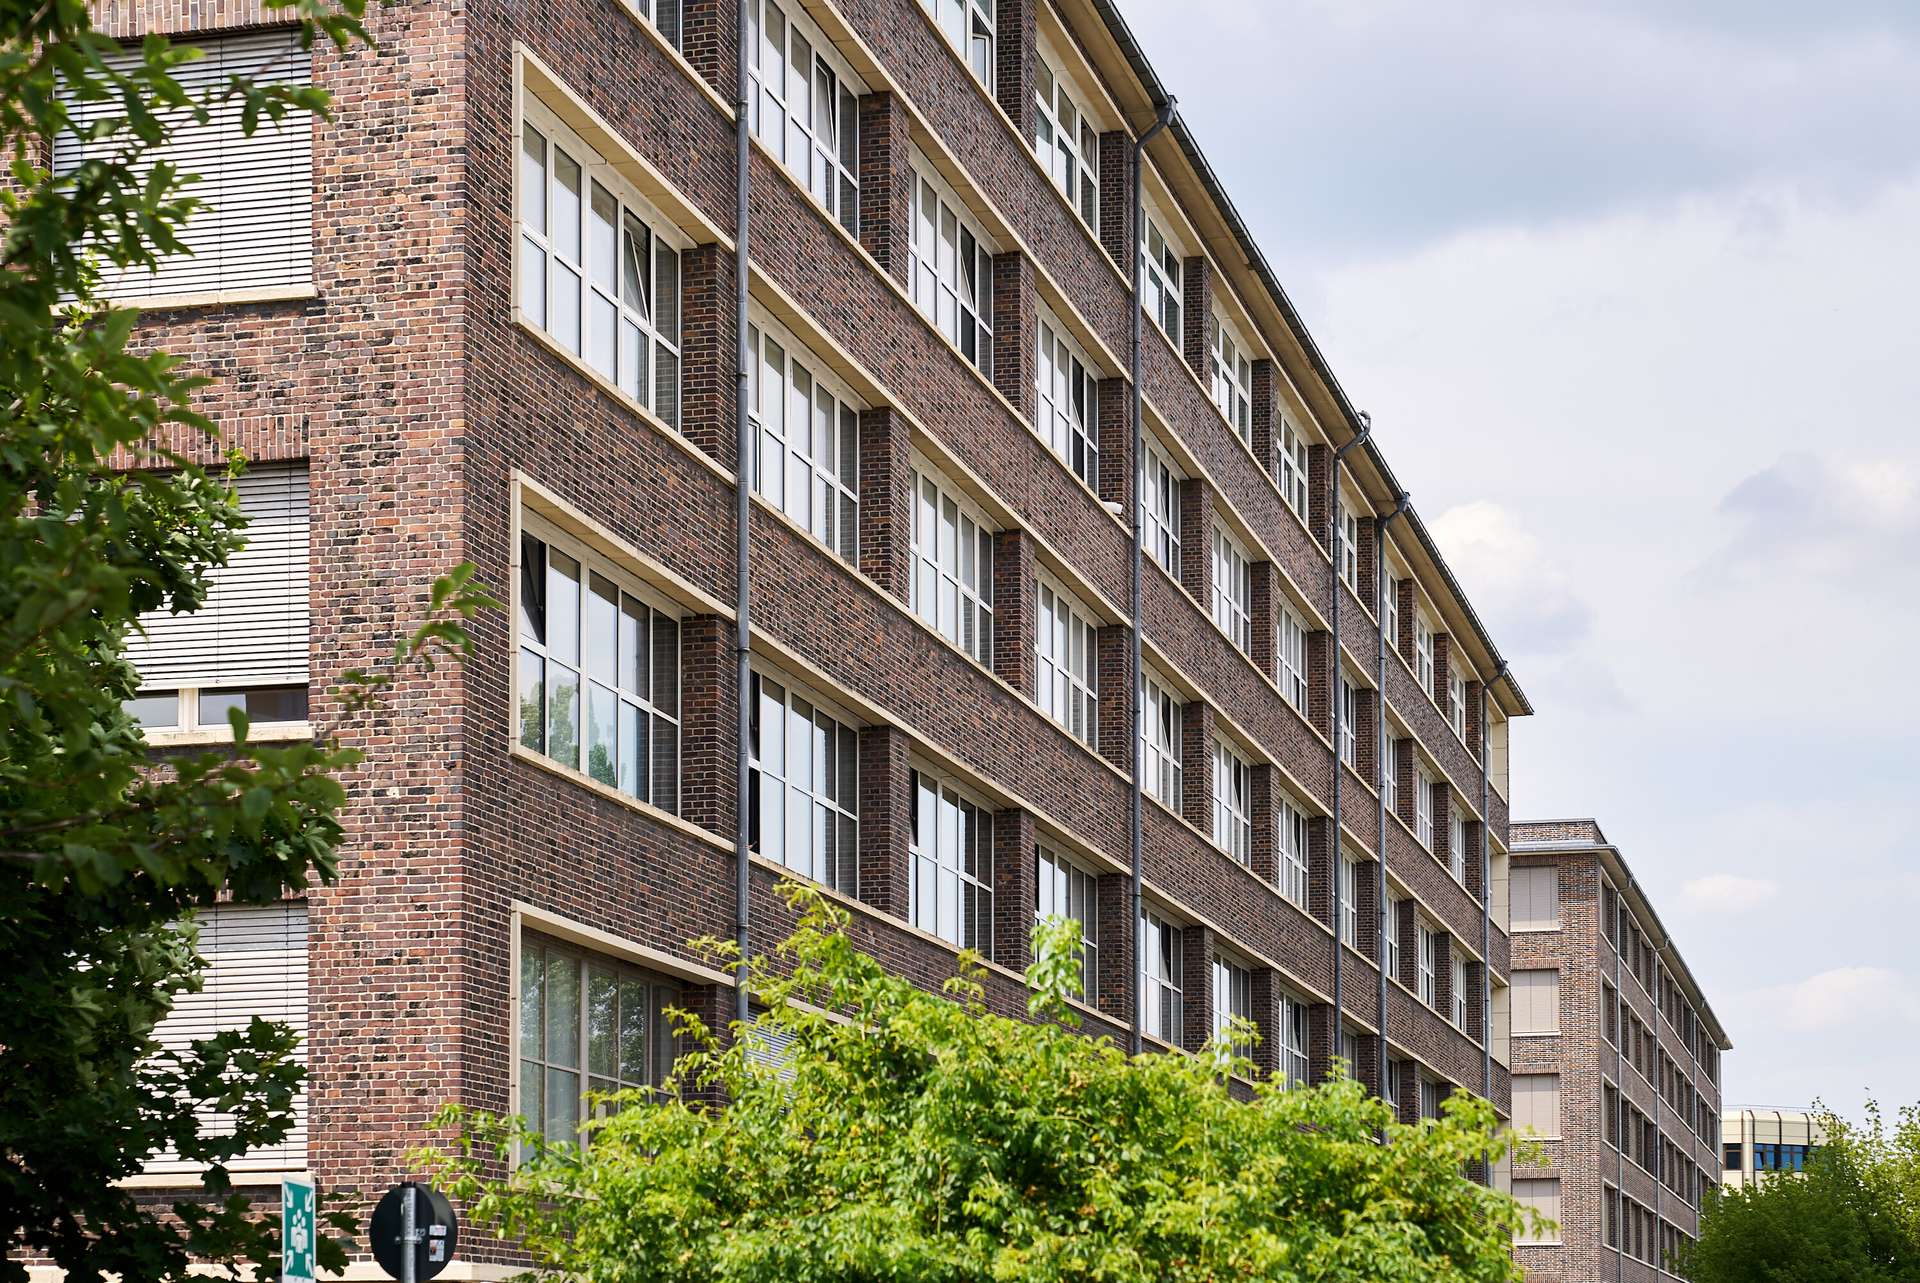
1374, 492, 1409, 1106
1616, 873, 1638, 1283
1326, 420, 1370, 1063
1479, 659, 1507, 1188
1128, 95, 1176, 1057
732, 0, 753, 1028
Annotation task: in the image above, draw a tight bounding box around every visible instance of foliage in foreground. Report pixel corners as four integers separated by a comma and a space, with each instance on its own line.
1, 3, 493, 1281
426, 887, 1535, 1283
1684, 1101, 1920, 1283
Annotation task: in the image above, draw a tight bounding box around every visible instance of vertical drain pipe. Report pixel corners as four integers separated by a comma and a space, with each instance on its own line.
1326, 419, 1370, 1061
1374, 492, 1409, 1100
733, 0, 754, 1028
1479, 660, 1506, 1182
1128, 96, 1176, 1057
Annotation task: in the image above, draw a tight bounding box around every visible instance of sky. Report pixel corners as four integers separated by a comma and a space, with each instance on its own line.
1123, 0, 1920, 1120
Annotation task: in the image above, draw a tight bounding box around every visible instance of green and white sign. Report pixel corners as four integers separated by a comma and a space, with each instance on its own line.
282, 1176, 316, 1283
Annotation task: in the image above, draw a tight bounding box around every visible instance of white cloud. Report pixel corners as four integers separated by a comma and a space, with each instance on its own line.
1427, 501, 1592, 657
1680, 874, 1779, 913
1755, 968, 1920, 1033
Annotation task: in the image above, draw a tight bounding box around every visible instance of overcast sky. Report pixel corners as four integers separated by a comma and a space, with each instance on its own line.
1125, 0, 1920, 1119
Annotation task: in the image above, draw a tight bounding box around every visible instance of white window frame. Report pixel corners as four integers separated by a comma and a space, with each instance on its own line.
749, 313, 860, 564
1033, 50, 1100, 231
749, 670, 860, 895
1139, 671, 1183, 812
1036, 843, 1098, 1002
1382, 571, 1401, 648
1415, 611, 1437, 697
1036, 577, 1098, 747
1277, 790, 1310, 909
746, 0, 862, 233
1337, 497, 1361, 595
921, 0, 994, 88
618, 0, 682, 46
1340, 852, 1361, 946
1417, 920, 1438, 1009
1382, 893, 1402, 980
1416, 765, 1435, 849
1035, 311, 1100, 490
1140, 909, 1184, 1047
910, 462, 995, 666
1279, 601, 1309, 714
1419, 1075, 1443, 1121
1449, 666, 1469, 741
517, 99, 685, 427
1278, 416, 1311, 522
1450, 805, 1470, 885
909, 767, 995, 956
1208, 310, 1253, 442
1140, 210, 1183, 342
1210, 524, 1252, 654
1139, 440, 1183, 579
1277, 990, 1310, 1088
517, 513, 683, 813
910, 155, 995, 375
1452, 954, 1470, 1028
1337, 669, 1360, 770
1210, 738, 1253, 867
1382, 728, 1399, 814
1210, 954, 1253, 1061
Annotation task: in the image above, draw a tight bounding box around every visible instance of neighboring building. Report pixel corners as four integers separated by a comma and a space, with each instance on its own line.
1507, 821, 1732, 1283
1721, 1108, 1827, 1190
71, 0, 1530, 1272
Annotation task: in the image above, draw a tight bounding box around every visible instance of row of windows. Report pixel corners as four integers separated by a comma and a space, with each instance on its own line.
1604, 1186, 1694, 1275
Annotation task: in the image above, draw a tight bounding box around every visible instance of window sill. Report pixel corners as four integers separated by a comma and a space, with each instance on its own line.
145, 720, 313, 748
117, 1168, 306, 1189
508, 741, 730, 855
108, 282, 317, 312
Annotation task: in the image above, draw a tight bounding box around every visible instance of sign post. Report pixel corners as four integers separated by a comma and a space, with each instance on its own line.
281, 1177, 317, 1283
371, 1181, 458, 1283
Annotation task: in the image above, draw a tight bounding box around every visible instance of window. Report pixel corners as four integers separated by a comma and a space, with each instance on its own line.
1208, 312, 1253, 441
1036, 845, 1098, 1001
910, 161, 994, 374
1419, 1075, 1443, 1121
1512, 860, 1559, 933
1382, 894, 1402, 981
1210, 955, 1252, 1059
910, 466, 995, 665
1513, 969, 1561, 1035
1382, 1055, 1400, 1112
518, 525, 682, 811
1140, 910, 1184, 1047
1723, 1142, 1742, 1171
1452, 954, 1470, 1027
1036, 314, 1100, 489
1210, 525, 1252, 653
1036, 579, 1098, 746
1336, 499, 1360, 594
1278, 417, 1310, 521
1415, 766, 1435, 849
56, 30, 312, 301
1382, 574, 1401, 648
518, 105, 683, 426
910, 770, 994, 955
1211, 739, 1252, 866
1139, 673, 1183, 811
1381, 730, 1400, 814
1513, 1178, 1561, 1244
1278, 602, 1309, 713
749, 319, 859, 563
1448, 666, 1469, 740
144, 902, 307, 1174
622, 0, 683, 42
1450, 803, 1469, 884
1514, 1074, 1561, 1138
1339, 1027, 1361, 1079
1414, 613, 1436, 696
1340, 853, 1360, 946
1277, 991, 1310, 1088
922, 0, 993, 87
1139, 442, 1183, 578
750, 673, 858, 894
124, 464, 310, 733
1277, 791, 1310, 908
1337, 669, 1360, 769
747, 0, 860, 233
1603, 980, 1618, 1045
1140, 213, 1182, 341
518, 934, 678, 1149
1417, 921, 1438, 1008
1033, 57, 1098, 229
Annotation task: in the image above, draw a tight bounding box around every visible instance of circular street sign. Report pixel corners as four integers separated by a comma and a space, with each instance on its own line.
369, 1182, 459, 1282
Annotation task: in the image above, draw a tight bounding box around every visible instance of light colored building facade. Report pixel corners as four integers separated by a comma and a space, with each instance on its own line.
1721, 1108, 1826, 1190
1507, 821, 1731, 1283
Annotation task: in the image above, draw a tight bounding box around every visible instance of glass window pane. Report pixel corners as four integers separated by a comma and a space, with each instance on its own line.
547, 663, 580, 769
519, 943, 544, 1058
587, 684, 617, 785
544, 953, 580, 1067
587, 965, 619, 1078
587, 573, 619, 683
619, 976, 651, 1084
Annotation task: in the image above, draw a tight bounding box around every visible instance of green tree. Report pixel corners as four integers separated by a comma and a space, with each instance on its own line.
425, 886, 1537, 1283
0, 4, 493, 1281
1684, 1104, 1920, 1283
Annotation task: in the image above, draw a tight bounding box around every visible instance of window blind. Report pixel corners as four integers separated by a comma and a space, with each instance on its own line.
125, 463, 310, 691
54, 28, 313, 301
147, 901, 309, 1174
1511, 865, 1561, 932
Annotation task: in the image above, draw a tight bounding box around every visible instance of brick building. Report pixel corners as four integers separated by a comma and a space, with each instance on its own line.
1507, 821, 1731, 1282
77, 0, 1532, 1272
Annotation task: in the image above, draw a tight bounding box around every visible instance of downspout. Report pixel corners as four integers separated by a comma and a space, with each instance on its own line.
1327, 417, 1371, 1062
733, 0, 753, 1028
1480, 659, 1507, 1187
1616, 872, 1637, 1283
1374, 491, 1409, 1110
1128, 95, 1176, 1057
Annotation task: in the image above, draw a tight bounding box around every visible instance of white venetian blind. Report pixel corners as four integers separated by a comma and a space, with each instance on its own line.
1512, 865, 1561, 932
1513, 1073, 1561, 1137
1512, 968, 1561, 1035
53, 28, 313, 301
148, 901, 309, 1174
125, 463, 310, 691
1513, 1178, 1561, 1243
